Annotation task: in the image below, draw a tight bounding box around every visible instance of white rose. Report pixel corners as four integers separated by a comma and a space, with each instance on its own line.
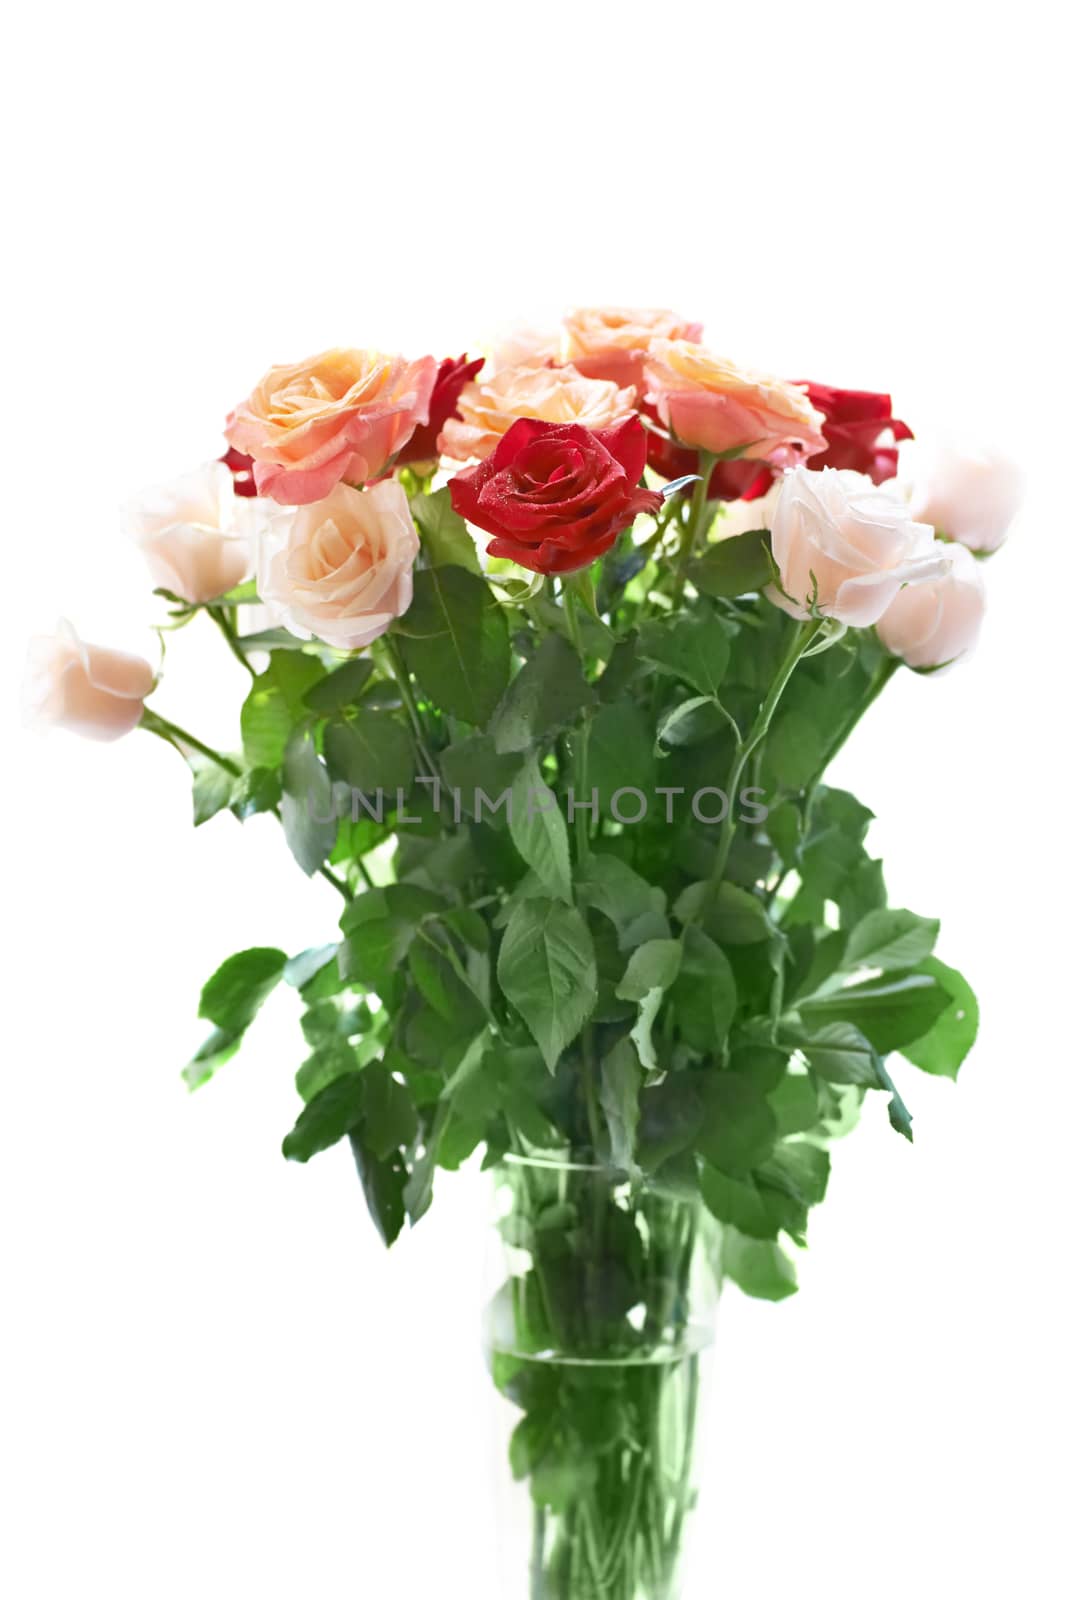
876, 542, 986, 670
123, 461, 261, 604
23, 620, 155, 741
908, 442, 1024, 553
769, 467, 949, 628
258, 479, 419, 652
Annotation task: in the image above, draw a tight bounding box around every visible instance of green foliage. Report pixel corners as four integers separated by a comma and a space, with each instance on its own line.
176, 454, 981, 1301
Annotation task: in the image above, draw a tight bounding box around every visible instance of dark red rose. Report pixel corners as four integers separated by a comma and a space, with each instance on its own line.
798, 381, 913, 484
395, 353, 485, 466
449, 415, 662, 576
219, 445, 259, 497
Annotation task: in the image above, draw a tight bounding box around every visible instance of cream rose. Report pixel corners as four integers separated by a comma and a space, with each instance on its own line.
769, 467, 949, 627
23, 621, 155, 741
876, 541, 986, 670
564, 306, 702, 389
258, 479, 419, 651
908, 443, 1024, 553
438, 363, 637, 462
644, 340, 827, 464
122, 461, 261, 604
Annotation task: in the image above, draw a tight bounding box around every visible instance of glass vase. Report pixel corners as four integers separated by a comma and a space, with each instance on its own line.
484, 1154, 722, 1599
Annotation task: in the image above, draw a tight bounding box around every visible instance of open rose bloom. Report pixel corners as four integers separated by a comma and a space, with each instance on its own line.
226, 348, 436, 504
25, 306, 1024, 1600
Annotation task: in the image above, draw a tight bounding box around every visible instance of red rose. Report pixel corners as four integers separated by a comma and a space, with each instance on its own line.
395, 353, 485, 466
449, 415, 662, 575
642, 407, 771, 500
219, 445, 259, 497
798, 381, 913, 484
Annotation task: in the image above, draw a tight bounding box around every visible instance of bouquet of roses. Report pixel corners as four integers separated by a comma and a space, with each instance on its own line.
24, 307, 1022, 1600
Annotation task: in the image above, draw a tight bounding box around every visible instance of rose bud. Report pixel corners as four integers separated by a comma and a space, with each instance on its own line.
123, 460, 262, 604
449, 415, 662, 576
876, 542, 986, 670
769, 467, 949, 627
908, 443, 1024, 553
225, 348, 437, 505
394, 354, 485, 468
257, 479, 419, 651
23, 622, 155, 742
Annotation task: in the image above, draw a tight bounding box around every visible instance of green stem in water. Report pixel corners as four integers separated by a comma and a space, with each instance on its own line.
707, 617, 823, 898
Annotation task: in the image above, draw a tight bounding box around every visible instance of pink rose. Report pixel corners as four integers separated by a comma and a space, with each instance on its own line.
908, 443, 1024, 553
258, 480, 419, 651
490, 325, 563, 371
564, 306, 702, 390
23, 621, 155, 741
876, 542, 986, 670
770, 468, 949, 628
438, 363, 637, 463
644, 340, 827, 465
225, 348, 437, 505
123, 461, 262, 604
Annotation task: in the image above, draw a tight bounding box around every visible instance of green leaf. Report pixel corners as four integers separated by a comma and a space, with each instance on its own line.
616, 938, 682, 1002
695, 1074, 777, 1175
782, 1021, 882, 1087
508, 761, 572, 902
302, 657, 374, 713
322, 712, 416, 794
349, 1134, 407, 1246
902, 958, 979, 1080
497, 899, 597, 1072
577, 854, 667, 940
638, 610, 729, 696
843, 908, 940, 973
359, 1061, 419, 1158
183, 1028, 242, 1092
282, 1072, 364, 1161
198, 947, 288, 1034
768, 1071, 822, 1135
722, 1230, 798, 1301
638, 1073, 707, 1169
295, 1039, 361, 1102
411, 486, 481, 573
672, 925, 736, 1053
674, 880, 771, 945
600, 1038, 642, 1170
396, 565, 510, 727
699, 1164, 778, 1240
690, 529, 773, 598
190, 757, 236, 826
229, 766, 282, 821
491, 633, 594, 755
800, 972, 953, 1054
763, 711, 824, 791
585, 701, 656, 810
240, 652, 325, 769
281, 724, 337, 876
440, 735, 522, 828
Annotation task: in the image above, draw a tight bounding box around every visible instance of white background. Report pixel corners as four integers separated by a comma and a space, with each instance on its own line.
2, 4, 1066, 1596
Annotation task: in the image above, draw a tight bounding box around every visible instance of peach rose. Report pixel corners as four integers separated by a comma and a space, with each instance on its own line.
770, 467, 949, 627
439, 363, 637, 463
876, 542, 986, 670
564, 306, 702, 389
644, 340, 827, 464
23, 621, 155, 741
258, 479, 419, 651
225, 348, 437, 505
490, 324, 563, 372
908, 443, 1024, 553
122, 461, 262, 603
